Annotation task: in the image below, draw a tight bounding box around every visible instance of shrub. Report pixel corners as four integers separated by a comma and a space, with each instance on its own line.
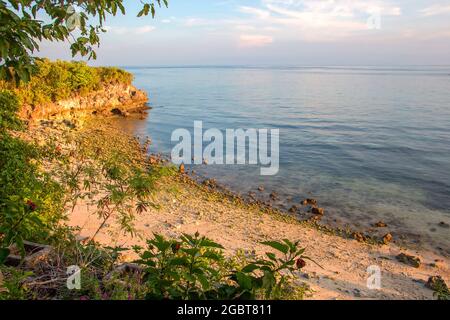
0, 90, 22, 131
134, 233, 312, 300
67, 61, 101, 95
98, 67, 133, 86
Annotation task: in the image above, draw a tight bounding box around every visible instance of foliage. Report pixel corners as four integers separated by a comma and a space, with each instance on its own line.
0, 91, 65, 263
0, 89, 22, 131
0, 0, 168, 83
47, 121, 173, 243
430, 276, 450, 301
134, 233, 311, 300
0, 266, 33, 300
0, 59, 134, 106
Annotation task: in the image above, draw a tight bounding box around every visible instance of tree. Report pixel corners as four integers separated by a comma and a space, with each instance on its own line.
0, 0, 168, 83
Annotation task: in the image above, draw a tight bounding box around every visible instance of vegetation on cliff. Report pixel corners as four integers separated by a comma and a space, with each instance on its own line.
0, 59, 134, 107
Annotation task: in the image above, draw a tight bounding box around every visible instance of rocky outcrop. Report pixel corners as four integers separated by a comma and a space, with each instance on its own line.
19, 83, 149, 121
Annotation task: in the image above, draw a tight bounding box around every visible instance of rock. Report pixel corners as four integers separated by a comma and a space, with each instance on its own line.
202, 179, 217, 187
374, 221, 387, 228
302, 198, 317, 206
258, 186, 264, 192
426, 276, 449, 293
269, 192, 278, 200
288, 205, 299, 213
438, 221, 450, 229
179, 163, 185, 174
5, 241, 53, 268
353, 232, 365, 242
149, 156, 159, 164
105, 263, 144, 281
302, 273, 312, 280
382, 233, 393, 245
311, 207, 324, 215
353, 288, 362, 297
396, 253, 421, 268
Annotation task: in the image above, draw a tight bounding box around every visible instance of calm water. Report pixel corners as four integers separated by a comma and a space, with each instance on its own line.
122, 66, 450, 252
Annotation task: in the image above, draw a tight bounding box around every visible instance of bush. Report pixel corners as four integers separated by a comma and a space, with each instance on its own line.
0, 90, 22, 131
98, 67, 133, 86
134, 233, 312, 300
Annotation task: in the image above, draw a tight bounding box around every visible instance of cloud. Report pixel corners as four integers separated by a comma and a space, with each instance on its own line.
261, 0, 401, 16
135, 25, 156, 34
239, 6, 271, 19
420, 4, 450, 16
239, 34, 273, 47
185, 18, 211, 27
104, 25, 155, 35
235, 0, 402, 41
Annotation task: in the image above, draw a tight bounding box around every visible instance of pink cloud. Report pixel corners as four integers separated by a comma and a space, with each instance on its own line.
239, 34, 274, 47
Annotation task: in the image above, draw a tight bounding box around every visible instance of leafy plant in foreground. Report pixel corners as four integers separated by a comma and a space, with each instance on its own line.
135, 233, 312, 300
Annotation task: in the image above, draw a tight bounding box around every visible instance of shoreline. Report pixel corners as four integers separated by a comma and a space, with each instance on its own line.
109, 115, 450, 258
24, 115, 449, 300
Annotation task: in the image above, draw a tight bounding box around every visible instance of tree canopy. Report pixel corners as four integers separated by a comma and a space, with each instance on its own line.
0, 0, 168, 83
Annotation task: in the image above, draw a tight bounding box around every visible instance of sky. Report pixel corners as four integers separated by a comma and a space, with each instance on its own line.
37, 0, 450, 66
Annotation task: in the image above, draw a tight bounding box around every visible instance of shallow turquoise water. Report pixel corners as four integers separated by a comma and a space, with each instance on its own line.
123, 66, 450, 252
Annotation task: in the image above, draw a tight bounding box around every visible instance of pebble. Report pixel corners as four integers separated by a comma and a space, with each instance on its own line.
382, 233, 393, 244
438, 221, 450, 229
396, 253, 421, 268
312, 207, 324, 215
374, 221, 387, 228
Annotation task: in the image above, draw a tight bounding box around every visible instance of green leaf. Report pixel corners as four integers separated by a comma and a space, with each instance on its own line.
241, 263, 259, 273
236, 272, 252, 290
197, 273, 209, 290
169, 257, 188, 266
200, 238, 224, 249
262, 270, 276, 290
0, 248, 10, 265
265, 252, 277, 261
261, 241, 289, 254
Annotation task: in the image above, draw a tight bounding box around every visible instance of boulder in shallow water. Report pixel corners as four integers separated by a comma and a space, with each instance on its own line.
375, 221, 388, 228
396, 253, 421, 268
353, 232, 365, 242
302, 198, 318, 206
382, 233, 393, 245
311, 207, 324, 215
